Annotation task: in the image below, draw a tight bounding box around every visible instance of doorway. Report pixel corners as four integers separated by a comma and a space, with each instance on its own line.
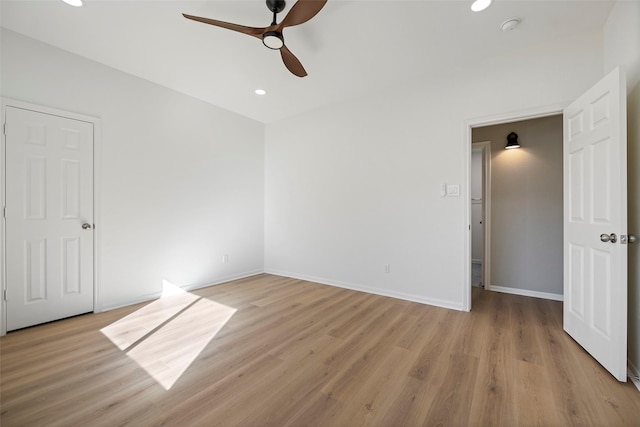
464, 108, 565, 311
471, 141, 490, 290
464, 68, 630, 382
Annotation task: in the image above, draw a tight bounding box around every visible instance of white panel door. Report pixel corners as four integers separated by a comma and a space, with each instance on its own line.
5, 106, 94, 331
563, 67, 627, 381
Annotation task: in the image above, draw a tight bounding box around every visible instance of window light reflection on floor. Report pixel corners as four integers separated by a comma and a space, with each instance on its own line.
100, 280, 236, 390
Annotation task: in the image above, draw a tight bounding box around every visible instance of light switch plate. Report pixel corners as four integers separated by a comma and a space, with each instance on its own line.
446, 184, 460, 196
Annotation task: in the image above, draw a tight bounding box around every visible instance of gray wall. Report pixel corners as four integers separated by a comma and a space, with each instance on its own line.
473, 115, 563, 296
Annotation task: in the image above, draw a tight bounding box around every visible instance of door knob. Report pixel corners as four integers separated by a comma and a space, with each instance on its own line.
82, 223, 92, 230
629, 234, 637, 244
600, 233, 617, 243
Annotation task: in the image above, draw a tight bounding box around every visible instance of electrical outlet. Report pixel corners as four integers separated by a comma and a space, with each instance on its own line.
222, 254, 229, 264
384, 264, 391, 274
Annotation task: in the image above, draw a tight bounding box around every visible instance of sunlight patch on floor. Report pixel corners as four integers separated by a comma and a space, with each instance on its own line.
101, 280, 236, 390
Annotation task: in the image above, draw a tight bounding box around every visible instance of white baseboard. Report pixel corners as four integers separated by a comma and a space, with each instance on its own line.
628, 361, 640, 392
97, 270, 264, 312
181, 270, 264, 293
264, 269, 465, 311
488, 285, 563, 302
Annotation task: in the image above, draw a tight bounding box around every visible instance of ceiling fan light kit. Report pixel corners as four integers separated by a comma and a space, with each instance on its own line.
183, 0, 327, 77
262, 31, 284, 50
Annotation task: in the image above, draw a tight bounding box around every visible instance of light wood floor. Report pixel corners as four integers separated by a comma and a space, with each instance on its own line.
1, 274, 639, 426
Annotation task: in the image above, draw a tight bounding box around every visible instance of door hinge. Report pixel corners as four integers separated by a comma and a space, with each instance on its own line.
2, 123, 6, 136
3, 289, 6, 301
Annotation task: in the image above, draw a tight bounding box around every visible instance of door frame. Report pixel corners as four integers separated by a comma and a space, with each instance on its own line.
0, 98, 102, 336
471, 141, 491, 291
463, 103, 565, 311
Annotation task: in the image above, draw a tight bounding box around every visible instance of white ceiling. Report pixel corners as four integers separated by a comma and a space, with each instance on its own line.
1, 0, 614, 123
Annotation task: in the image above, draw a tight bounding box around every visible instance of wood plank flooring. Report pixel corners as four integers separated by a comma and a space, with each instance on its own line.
1, 274, 639, 426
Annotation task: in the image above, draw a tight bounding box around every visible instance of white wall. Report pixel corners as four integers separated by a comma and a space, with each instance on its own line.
604, 0, 640, 93
1, 29, 265, 311
265, 31, 603, 310
472, 116, 563, 297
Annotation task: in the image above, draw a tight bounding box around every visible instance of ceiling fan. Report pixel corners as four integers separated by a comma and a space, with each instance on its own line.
183, 0, 327, 78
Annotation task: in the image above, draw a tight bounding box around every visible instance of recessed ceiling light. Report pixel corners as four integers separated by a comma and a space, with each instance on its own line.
471, 0, 492, 12
255, 89, 267, 95
62, 0, 84, 6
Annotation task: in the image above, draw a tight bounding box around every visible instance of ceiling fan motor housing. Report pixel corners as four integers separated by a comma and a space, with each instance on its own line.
267, 0, 286, 13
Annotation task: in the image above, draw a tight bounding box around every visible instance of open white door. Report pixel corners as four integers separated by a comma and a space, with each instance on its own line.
563, 67, 627, 382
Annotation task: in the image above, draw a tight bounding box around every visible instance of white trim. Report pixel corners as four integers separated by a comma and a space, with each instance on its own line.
0, 98, 102, 335
489, 285, 563, 302
93, 118, 103, 313
462, 125, 472, 311
463, 102, 566, 312
99, 270, 264, 312
466, 103, 566, 128
265, 269, 465, 311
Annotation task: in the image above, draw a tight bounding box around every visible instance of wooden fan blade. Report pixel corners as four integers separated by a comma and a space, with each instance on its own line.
280, 45, 308, 77
277, 0, 327, 30
182, 13, 266, 39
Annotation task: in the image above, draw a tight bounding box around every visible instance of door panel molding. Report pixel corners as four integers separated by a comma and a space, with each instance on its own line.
1, 98, 102, 336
